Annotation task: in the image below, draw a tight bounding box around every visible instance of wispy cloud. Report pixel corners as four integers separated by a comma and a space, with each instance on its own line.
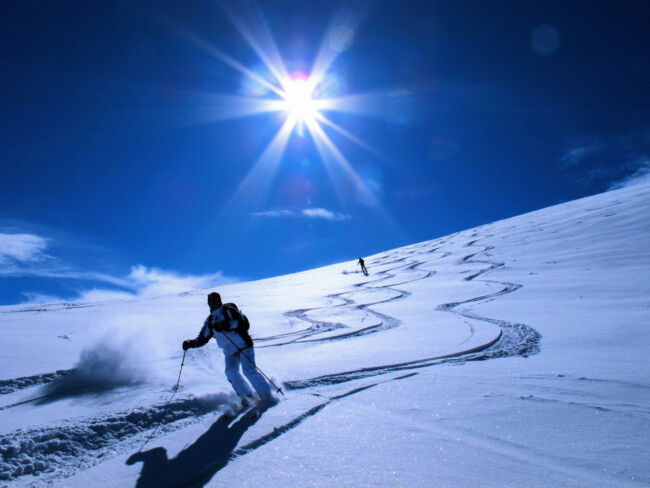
0, 264, 132, 288
123, 265, 234, 298
252, 207, 351, 221
0, 228, 237, 305
301, 208, 350, 221
16, 264, 236, 305
251, 209, 295, 218
0, 233, 50, 264
560, 136, 603, 169
609, 159, 650, 190
559, 128, 650, 189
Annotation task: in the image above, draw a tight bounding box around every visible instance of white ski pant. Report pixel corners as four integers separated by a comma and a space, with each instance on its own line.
224, 348, 272, 399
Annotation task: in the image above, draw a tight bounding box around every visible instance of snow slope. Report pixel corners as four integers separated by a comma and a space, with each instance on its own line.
1, 182, 648, 487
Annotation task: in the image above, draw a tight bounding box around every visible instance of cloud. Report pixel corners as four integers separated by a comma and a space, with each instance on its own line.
0, 264, 132, 288
560, 128, 650, 188
0, 227, 237, 305
18, 266, 237, 305
0, 233, 49, 264
251, 209, 295, 218
609, 159, 650, 190
560, 137, 603, 168
301, 208, 350, 221
124, 265, 235, 298
19, 289, 135, 305
74, 289, 140, 303
252, 207, 351, 221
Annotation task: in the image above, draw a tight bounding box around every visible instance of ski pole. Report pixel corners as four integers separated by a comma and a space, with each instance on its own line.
217, 330, 284, 396
174, 349, 187, 391
138, 350, 187, 452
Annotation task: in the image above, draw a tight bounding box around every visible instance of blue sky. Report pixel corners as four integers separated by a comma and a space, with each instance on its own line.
1, 0, 649, 305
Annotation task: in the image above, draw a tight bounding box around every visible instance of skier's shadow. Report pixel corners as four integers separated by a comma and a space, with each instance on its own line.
127, 406, 265, 488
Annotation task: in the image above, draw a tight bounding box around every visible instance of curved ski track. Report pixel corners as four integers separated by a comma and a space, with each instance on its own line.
255, 257, 435, 346
282, 233, 541, 390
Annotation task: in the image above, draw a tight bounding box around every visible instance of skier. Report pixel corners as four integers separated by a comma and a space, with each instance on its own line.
358, 257, 368, 275
182, 292, 275, 406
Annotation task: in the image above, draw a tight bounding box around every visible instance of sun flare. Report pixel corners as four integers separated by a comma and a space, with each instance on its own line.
282, 76, 318, 122
187, 2, 388, 214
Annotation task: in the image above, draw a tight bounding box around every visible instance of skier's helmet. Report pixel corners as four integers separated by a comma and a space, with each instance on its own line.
207, 292, 222, 309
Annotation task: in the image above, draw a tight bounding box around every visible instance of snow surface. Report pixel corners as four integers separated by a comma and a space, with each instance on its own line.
1, 182, 649, 487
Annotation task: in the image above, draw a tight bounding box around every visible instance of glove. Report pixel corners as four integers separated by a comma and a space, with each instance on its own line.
182, 339, 194, 351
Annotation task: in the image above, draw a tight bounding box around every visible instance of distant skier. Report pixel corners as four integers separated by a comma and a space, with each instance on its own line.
182, 292, 275, 406
358, 257, 368, 275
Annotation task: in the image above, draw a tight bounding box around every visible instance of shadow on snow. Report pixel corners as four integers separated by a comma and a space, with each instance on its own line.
127, 405, 266, 488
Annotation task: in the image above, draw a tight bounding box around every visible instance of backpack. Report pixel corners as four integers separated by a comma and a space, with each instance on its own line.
222, 302, 250, 333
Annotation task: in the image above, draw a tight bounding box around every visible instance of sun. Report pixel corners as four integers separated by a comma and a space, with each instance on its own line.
281, 75, 319, 123
185, 2, 389, 213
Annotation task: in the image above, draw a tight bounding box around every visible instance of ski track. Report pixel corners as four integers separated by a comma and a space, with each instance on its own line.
1, 232, 543, 485
255, 250, 444, 346
283, 232, 541, 390
0, 370, 75, 396
0, 394, 236, 483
